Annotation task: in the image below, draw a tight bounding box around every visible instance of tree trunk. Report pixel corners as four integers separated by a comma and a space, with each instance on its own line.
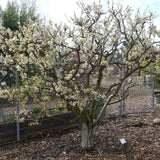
81, 123, 93, 150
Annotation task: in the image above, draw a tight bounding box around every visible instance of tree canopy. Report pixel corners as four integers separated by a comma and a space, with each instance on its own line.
0, 1, 159, 150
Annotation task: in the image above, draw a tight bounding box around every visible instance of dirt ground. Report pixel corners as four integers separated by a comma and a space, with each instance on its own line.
0, 85, 160, 160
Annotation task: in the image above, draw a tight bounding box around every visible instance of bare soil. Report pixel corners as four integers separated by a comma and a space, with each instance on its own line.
0, 86, 160, 160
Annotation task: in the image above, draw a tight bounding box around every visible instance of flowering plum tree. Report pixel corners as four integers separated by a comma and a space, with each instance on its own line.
0, 1, 159, 150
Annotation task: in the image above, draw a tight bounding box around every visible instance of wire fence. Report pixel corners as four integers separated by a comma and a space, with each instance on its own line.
0, 63, 156, 145
119, 63, 155, 115
0, 68, 81, 145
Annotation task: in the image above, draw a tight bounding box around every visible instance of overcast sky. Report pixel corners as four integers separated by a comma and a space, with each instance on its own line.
0, 0, 160, 25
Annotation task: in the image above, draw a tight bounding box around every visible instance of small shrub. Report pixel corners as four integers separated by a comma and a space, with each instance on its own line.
31, 105, 42, 114
126, 121, 144, 127
2, 114, 15, 122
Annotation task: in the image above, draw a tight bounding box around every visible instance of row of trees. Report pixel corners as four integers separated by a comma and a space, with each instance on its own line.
0, 1, 160, 150
0, 0, 39, 30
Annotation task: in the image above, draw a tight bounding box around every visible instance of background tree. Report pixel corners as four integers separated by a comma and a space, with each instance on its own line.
1, 1, 19, 30
0, 6, 2, 25
19, 0, 39, 26
0, 1, 159, 150
1, 0, 39, 30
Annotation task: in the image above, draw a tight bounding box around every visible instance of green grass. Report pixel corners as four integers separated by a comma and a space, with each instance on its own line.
2, 114, 15, 122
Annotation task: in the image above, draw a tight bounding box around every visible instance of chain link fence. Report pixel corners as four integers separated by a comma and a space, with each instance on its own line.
120, 64, 155, 115
0, 63, 155, 145
0, 67, 80, 145
106, 64, 155, 116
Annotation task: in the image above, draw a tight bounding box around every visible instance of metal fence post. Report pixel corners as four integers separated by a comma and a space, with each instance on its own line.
122, 62, 126, 114
15, 70, 20, 141
119, 68, 122, 117
119, 48, 126, 116
151, 62, 155, 111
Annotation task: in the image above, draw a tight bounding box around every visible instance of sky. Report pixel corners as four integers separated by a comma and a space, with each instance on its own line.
0, 0, 160, 25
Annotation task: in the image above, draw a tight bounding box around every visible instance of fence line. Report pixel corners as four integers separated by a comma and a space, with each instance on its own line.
118, 63, 155, 116
0, 63, 156, 145
15, 70, 20, 141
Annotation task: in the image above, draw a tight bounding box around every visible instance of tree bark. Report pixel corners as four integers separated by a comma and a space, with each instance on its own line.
81, 123, 93, 150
